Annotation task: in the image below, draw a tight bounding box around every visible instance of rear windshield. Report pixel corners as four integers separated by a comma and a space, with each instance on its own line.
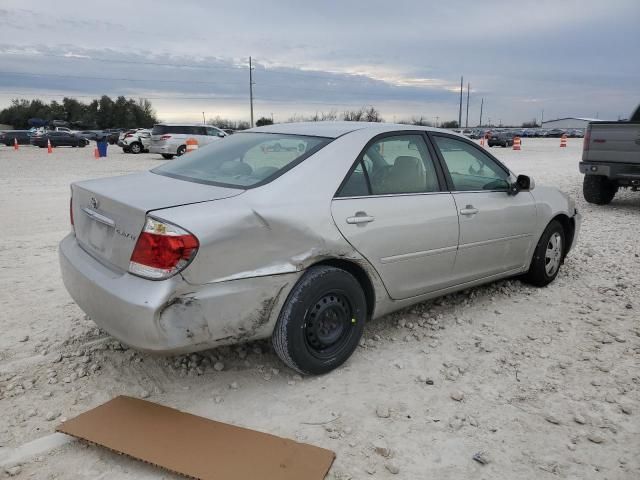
152, 133, 330, 188
152, 125, 206, 135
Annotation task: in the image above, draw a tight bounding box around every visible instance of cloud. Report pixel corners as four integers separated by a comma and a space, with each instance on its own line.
0, 0, 638, 123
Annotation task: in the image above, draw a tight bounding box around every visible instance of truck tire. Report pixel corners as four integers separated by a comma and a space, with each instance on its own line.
272, 266, 367, 375
583, 175, 617, 205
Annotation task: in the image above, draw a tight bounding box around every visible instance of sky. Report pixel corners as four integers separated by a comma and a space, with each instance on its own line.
0, 0, 638, 126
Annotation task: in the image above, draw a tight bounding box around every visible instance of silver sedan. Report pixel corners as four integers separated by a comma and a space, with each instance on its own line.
59, 122, 581, 374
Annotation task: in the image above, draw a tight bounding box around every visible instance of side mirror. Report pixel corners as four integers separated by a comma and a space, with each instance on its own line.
509, 174, 532, 195
516, 174, 532, 190
217, 132, 226, 137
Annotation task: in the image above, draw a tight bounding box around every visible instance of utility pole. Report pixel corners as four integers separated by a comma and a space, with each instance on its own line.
249, 56, 255, 128
479, 98, 484, 126
465, 82, 470, 128
435, 116, 439, 128
541, 109, 544, 127
458, 76, 463, 129
202, 112, 206, 124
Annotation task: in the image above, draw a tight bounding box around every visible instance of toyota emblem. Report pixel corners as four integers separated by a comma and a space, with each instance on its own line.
90, 197, 99, 209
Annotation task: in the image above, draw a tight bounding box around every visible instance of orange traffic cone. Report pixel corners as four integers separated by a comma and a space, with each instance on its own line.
560, 134, 567, 147
14, 138, 18, 150
47, 139, 53, 154
94, 147, 100, 159
185, 137, 199, 153
513, 136, 521, 151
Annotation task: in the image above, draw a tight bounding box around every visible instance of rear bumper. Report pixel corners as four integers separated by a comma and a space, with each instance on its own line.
580, 161, 640, 182
59, 233, 298, 354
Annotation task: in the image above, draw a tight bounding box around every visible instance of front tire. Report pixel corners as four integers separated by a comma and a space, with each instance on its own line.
583, 175, 617, 205
272, 266, 367, 375
522, 220, 565, 287
176, 145, 187, 156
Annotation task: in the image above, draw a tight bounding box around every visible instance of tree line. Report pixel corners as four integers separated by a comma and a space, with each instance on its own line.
0, 96, 158, 130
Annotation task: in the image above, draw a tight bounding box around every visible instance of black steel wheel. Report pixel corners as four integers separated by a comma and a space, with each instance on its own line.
273, 266, 367, 375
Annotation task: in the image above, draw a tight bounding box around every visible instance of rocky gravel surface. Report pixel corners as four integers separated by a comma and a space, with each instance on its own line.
0, 139, 638, 479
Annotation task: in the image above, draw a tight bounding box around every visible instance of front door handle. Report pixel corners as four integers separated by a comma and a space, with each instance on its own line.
460, 205, 479, 216
346, 212, 375, 225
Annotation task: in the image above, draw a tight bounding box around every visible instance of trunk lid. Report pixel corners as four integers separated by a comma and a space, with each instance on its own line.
71, 171, 243, 272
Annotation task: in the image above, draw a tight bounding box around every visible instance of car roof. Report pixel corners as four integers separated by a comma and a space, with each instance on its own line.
246, 121, 454, 139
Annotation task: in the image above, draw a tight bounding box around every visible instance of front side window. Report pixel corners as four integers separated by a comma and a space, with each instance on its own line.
337, 134, 440, 197
433, 136, 511, 191
153, 133, 330, 188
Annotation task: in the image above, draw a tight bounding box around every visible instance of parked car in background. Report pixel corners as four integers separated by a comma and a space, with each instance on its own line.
1, 130, 34, 146
78, 130, 103, 141
579, 105, 640, 204
120, 129, 152, 154
31, 131, 89, 148
103, 129, 125, 145
488, 131, 515, 147
546, 129, 566, 138
150, 124, 227, 159
60, 122, 580, 374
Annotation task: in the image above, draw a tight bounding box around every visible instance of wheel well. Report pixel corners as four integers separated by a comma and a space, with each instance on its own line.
551, 214, 575, 255
312, 259, 375, 319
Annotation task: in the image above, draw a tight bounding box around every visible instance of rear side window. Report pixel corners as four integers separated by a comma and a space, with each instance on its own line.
433, 136, 510, 191
337, 134, 440, 197
153, 133, 330, 188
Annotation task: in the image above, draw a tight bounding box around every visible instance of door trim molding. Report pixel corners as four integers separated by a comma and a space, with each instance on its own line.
381, 245, 457, 264
458, 233, 531, 251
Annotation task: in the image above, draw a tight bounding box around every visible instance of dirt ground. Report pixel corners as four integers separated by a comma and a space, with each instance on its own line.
0, 138, 638, 479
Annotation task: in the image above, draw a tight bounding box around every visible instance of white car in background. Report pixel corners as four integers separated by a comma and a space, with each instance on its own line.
150, 124, 227, 159
120, 129, 152, 154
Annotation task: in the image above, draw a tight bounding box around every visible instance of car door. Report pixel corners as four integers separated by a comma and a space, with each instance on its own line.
331, 133, 460, 300
430, 134, 537, 282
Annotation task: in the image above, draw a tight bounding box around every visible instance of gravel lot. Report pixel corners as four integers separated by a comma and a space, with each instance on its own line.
0, 138, 638, 479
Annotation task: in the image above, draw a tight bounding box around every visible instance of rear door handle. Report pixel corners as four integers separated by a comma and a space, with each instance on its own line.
346, 214, 375, 225
460, 205, 479, 216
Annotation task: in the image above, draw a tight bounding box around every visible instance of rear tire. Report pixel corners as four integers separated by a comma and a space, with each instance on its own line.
161, 154, 174, 159
522, 220, 565, 287
583, 175, 617, 205
272, 266, 367, 375
129, 142, 142, 154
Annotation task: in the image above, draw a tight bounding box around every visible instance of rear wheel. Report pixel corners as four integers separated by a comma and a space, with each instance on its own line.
161, 154, 175, 159
583, 175, 617, 205
129, 142, 142, 154
176, 145, 187, 156
522, 220, 565, 287
273, 266, 367, 375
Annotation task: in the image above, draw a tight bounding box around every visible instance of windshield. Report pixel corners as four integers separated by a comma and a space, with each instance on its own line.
152, 132, 331, 188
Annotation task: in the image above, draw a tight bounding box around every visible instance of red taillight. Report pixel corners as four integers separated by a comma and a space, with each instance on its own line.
70, 197, 74, 227
160, 135, 172, 140
582, 125, 591, 160
129, 217, 198, 280
125, 133, 134, 138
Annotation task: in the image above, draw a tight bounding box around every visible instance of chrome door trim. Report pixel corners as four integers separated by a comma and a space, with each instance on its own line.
458, 233, 531, 251
380, 245, 458, 264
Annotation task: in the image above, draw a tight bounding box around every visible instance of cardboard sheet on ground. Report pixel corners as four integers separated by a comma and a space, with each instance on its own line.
56, 396, 335, 479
